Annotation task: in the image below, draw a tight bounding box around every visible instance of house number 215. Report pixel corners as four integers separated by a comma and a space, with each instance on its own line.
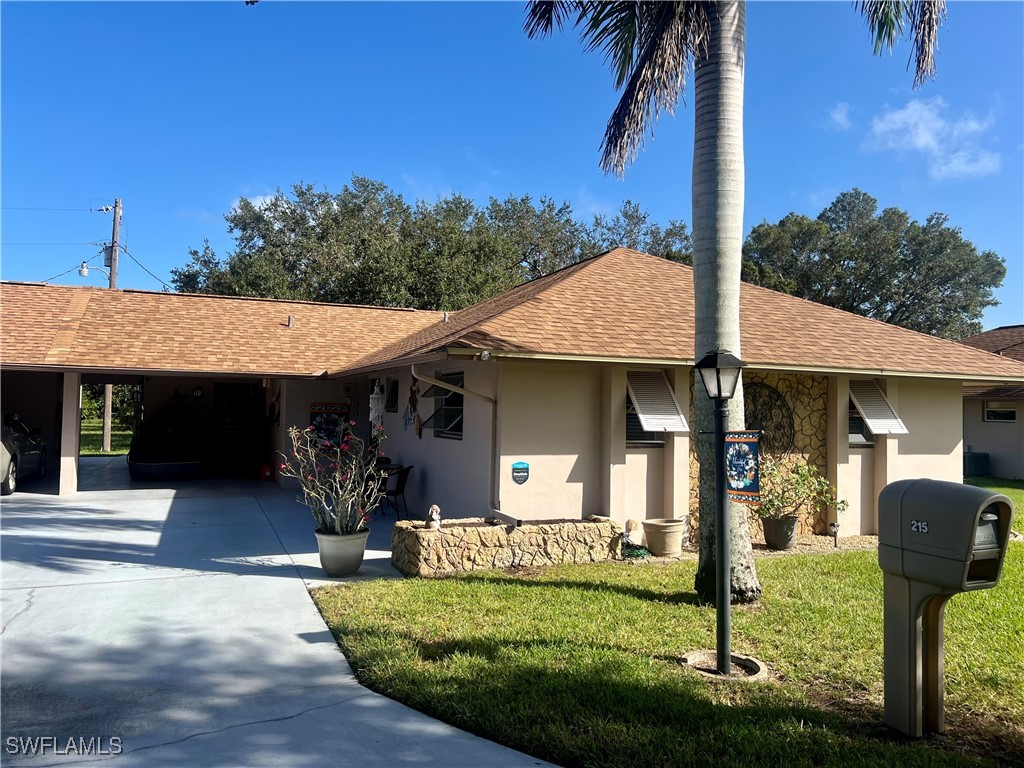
910, 520, 929, 534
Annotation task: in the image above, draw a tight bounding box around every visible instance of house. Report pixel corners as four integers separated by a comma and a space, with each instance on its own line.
959, 325, 1024, 480
3, 248, 1022, 539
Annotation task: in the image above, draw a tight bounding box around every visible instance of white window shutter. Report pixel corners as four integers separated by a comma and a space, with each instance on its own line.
626, 371, 689, 433
849, 380, 908, 435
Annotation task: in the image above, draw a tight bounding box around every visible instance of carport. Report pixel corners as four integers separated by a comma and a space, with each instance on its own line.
0, 281, 441, 496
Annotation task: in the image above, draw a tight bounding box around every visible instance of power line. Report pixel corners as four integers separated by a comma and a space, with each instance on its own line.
39, 251, 103, 284
121, 247, 173, 291
1, 206, 95, 212
2, 242, 104, 246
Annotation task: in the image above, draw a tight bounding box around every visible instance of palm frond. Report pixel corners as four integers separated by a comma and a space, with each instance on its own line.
907, 0, 945, 86
857, 0, 946, 85
600, 2, 709, 177
857, 0, 908, 55
523, 1, 580, 39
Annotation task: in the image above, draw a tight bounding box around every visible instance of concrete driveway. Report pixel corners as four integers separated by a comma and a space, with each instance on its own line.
1, 459, 552, 767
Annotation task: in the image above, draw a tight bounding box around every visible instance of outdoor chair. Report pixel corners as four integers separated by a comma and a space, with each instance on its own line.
383, 465, 412, 519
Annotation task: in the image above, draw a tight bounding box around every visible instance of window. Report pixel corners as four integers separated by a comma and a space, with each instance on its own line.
849, 380, 908, 437
422, 371, 464, 440
627, 395, 666, 445
984, 401, 1017, 422
624, 370, 688, 446
848, 401, 874, 445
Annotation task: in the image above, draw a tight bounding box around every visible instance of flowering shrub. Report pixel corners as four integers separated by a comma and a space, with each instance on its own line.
279, 423, 386, 535
755, 455, 847, 522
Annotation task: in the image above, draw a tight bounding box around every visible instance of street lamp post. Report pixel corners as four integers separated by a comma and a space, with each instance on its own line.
695, 348, 745, 675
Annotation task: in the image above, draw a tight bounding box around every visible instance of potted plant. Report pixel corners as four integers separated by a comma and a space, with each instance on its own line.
279, 423, 386, 576
755, 455, 847, 550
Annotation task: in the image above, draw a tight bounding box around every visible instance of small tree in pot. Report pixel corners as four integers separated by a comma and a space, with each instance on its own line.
755, 456, 847, 550
279, 423, 387, 576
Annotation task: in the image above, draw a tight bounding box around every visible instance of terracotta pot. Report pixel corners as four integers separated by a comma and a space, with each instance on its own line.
315, 529, 370, 576
762, 516, 798, 551
642, 518, 687, 557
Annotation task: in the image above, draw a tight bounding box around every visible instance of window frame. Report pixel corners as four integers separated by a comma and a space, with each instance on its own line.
983, 400, 1018, 423
424, 371, 464, 440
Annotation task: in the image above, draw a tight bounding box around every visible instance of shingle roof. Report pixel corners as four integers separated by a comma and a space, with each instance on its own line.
3, 248, 1022, 382
959, 325, 1024, 362
0, 282, 441, 377
345, 248, 1024, 381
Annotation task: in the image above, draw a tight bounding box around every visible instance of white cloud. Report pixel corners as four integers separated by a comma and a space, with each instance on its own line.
828, 102, 852, 131
865, 98, 1001, 181
234, 194, 275, 211
574, 185, 617, 218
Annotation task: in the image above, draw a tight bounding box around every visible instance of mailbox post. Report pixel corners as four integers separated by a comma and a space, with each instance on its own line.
878, 479, 1014, 737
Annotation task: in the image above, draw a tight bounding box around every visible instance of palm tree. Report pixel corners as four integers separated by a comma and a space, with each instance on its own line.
525, 0, 945, 604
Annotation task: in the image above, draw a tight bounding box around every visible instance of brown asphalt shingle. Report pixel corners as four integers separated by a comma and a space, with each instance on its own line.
960, 325, 1024, 362
1, 283, 441, 377
346, 248, 1024, 381
3, 249, 1022, 382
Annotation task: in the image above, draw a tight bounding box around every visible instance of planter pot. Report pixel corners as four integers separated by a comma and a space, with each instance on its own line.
315, 529, 371, 577
642, 518, 687, 557
762, 516, 798, 551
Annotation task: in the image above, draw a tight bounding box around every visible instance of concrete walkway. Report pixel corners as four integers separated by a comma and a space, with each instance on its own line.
1, 459, 553, 767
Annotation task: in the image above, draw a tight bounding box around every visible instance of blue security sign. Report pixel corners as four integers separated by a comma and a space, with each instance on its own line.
511, 461, 530, 485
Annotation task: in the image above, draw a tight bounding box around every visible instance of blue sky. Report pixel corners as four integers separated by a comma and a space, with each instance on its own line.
2, 1, 1021, 331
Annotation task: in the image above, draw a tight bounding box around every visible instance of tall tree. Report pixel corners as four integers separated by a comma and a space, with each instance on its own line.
525, 1, 946, 603
586, 200, 692, 263
743, 189, 1005, 339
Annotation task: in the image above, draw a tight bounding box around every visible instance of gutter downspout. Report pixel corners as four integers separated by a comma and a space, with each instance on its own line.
410, 363, 502, 518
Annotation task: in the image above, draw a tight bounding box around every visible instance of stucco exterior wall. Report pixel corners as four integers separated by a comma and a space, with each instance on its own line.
498, 360, 603, 521
369, 361, 497, 520
963, 399, 1024, 480
891, 378, 963, 483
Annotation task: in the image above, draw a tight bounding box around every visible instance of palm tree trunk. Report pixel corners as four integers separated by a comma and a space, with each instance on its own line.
691, 0, 761, 604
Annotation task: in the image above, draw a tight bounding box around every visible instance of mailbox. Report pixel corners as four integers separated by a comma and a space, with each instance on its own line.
877, 479, 1014, 737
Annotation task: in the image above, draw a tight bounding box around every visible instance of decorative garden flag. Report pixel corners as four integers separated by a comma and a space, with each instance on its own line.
724, 430, 760, 504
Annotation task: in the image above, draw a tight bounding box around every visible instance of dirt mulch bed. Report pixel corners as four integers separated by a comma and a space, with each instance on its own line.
628, 534, 878, 564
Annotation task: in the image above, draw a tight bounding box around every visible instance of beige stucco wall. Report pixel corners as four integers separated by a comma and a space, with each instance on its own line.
624, 447, 665, 521
891, 378, 963, 483
367, 361, 497, 520
963, 399, 1024, 480
498, 360, 603, 521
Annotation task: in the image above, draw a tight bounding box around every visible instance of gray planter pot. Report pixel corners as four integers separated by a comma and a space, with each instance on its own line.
642, 518, 687, 557
315, 529, 370, 576
762, 516, 798, 551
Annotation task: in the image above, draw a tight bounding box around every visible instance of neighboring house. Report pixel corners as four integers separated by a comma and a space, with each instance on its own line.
3, 248, 1022, 540
959, 325, 1024, 480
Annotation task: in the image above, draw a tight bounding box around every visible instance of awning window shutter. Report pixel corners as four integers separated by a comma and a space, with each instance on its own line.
626, 371, 689, 433
849, 380, 908, 435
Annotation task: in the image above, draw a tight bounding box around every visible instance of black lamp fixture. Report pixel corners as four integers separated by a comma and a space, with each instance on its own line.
695, 348, 745, 401
193, 386, 204, 399
694, 346, 746, 676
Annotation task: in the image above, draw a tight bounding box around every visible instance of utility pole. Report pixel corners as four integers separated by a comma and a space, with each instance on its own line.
101, 199, 122, 453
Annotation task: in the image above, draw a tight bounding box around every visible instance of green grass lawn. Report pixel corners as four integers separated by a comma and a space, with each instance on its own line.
966, 477, 1024, 534
313, 546, 1023, 768
79, 418, 132, 456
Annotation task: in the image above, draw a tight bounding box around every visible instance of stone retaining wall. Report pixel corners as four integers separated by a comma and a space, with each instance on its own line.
391, 517, 623, 578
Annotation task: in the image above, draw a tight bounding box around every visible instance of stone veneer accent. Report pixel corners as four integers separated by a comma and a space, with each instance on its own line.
687, 372, 830, 542
391, 517, 623, 578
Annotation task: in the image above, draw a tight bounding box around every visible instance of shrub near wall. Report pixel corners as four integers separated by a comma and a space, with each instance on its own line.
687, 373, 829, 542
391, 518, 622, 577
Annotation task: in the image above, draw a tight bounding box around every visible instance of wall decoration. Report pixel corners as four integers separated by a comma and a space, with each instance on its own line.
407, 380, 422, 438
385, 378, 400, 413
511, 461, 530, 485
725, 430, 760, 504
309, 402, 349, 445
745, 382, 794, 456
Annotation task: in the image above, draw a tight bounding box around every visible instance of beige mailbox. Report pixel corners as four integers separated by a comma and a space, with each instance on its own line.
878, 479, 1015, 737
